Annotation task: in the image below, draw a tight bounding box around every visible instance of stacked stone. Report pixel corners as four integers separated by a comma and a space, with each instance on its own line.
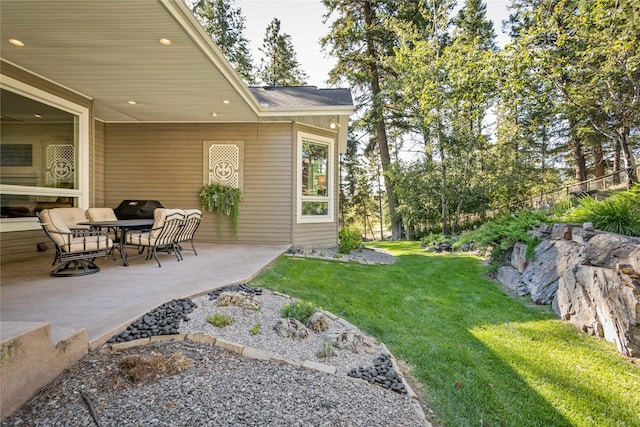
107, 298, 197, 343
208, 284, 263, 300
348, 353, 407, 394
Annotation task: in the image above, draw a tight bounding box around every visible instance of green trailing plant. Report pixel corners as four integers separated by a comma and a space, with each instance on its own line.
562, 185, 640, 236
199, 182, 243, 237
338, 227, 363, 254
206, 313, 234, 328
280, 300, 319, 324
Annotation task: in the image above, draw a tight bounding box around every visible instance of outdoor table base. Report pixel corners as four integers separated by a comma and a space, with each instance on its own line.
78, 219, 154, 266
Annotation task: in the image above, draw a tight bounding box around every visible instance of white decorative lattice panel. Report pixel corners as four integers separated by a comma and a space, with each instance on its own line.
208, 144, 240, 188
46, 144, 75, 185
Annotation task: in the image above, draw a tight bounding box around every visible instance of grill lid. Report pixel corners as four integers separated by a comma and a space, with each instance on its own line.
113, 200, 163, 219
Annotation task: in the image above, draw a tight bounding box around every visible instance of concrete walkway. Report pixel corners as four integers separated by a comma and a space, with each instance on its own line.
0, 243, 289, 347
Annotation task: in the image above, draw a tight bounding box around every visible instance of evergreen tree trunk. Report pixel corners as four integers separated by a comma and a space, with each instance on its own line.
618, 120, 638, 187
570, 119, 587, 190
613, 140, 622, 185
364, 1, 401, 239
593, 143, 606, 190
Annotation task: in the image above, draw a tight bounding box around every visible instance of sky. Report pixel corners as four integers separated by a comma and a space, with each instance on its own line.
237, 0, 512, 87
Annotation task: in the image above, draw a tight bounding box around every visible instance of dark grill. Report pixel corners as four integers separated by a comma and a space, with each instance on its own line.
113, 200, 164, 220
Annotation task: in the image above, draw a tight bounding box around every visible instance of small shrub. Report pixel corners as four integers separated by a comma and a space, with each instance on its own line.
316, 337, 335, 358
280, 300, 319, 324
206, 313, 234, 328
250, 323, 261, 336
339, 228, 363, 254
420, 232, 448, 248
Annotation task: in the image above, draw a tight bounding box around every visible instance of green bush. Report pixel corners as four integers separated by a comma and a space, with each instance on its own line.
280, 300, 319, 324
455, 211, 551, 272
562, 185, 640, 236
420, 233, 448, 248
338, 228, 363, 254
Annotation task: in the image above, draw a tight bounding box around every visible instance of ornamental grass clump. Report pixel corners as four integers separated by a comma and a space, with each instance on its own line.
280, 300, 319, 324
562, 185, 640, 236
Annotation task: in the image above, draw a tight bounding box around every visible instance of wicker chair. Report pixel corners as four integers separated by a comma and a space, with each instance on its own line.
38, 209, 113, 277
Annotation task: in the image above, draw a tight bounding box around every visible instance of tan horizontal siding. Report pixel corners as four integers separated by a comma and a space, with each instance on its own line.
0, 229, 51, 263
103, 122, 293, 245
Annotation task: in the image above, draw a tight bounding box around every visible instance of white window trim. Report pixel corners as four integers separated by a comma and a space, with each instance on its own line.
297, 131, 334, 224
0, 75, 90, 232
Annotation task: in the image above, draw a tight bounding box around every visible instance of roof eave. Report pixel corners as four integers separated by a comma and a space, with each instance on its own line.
257, 106, 354, 117
161, 0, 263, 114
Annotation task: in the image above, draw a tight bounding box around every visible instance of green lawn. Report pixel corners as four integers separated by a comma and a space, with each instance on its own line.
249, 242, 640, 427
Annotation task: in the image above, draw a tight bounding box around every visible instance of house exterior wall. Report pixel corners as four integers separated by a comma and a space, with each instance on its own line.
0, 62, 94, 262
93, 120, 105, 207
291, 123, 340, 249
103, 122, 295, 245
0, 62, 343, 263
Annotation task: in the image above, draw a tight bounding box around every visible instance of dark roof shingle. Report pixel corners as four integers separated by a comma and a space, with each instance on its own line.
249, 86, 353, 109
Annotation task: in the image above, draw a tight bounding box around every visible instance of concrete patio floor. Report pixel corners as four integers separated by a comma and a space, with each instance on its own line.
0, 243, 289, 348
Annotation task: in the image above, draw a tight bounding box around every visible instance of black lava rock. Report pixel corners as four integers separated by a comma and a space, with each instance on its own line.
208, 284, 263, 301
107, 298, 197, 343
347, 353, 407, 394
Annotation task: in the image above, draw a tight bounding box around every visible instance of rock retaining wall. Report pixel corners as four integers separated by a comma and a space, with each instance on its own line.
496, 224, 640, 357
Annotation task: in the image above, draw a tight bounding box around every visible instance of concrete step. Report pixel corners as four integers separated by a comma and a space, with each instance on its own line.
1, 321, 88, 420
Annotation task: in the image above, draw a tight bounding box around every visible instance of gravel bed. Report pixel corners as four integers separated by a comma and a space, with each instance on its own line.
3, 341, 423, 427
181, 291, 384, 377
2, 287, 428, 426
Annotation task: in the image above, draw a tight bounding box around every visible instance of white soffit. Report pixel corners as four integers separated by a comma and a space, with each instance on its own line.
0, 0, 259, 123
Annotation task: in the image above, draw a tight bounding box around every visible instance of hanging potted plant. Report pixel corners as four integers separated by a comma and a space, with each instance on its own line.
199, 182, 243, 237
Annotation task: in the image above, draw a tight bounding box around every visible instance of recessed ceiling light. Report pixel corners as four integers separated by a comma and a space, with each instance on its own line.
9, 38, 25, 47
33, 113, 42, 118
127, 100, 137, 105
210, 112, 218, 117
222, 99, 230, 104
159, 38, 172, 46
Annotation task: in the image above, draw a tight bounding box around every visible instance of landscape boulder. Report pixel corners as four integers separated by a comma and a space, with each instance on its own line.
497, 224, 640, 357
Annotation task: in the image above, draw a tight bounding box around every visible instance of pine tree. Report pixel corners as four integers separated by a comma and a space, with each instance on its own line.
190, 0, 256, 84
257, 18, 308, 86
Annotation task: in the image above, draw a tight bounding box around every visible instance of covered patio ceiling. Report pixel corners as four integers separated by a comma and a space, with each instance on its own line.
1, 0, 349, 128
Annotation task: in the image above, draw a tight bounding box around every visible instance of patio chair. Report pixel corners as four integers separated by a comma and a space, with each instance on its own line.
124, 209, 184, 267
38, 209, 113, 277
175, 209, 202, 258
53, 207, 90, 231
87, 207, 120, 258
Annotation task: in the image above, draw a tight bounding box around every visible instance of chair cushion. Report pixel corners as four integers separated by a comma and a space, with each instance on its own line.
151, 208, 183, 239
87, 207, 117, 222
55, 207, 89, 229
40, 209, 71, 247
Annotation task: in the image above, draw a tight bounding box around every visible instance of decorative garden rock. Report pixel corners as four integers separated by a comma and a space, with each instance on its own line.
215, 291, 261, 311
307, 312, 329, 332
328, 330, 377, 354
273, 318, 309, 340
348, 353, 407, 394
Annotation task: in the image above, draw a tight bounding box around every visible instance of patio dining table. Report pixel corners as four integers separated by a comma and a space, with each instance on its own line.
78, 219, 154, 266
